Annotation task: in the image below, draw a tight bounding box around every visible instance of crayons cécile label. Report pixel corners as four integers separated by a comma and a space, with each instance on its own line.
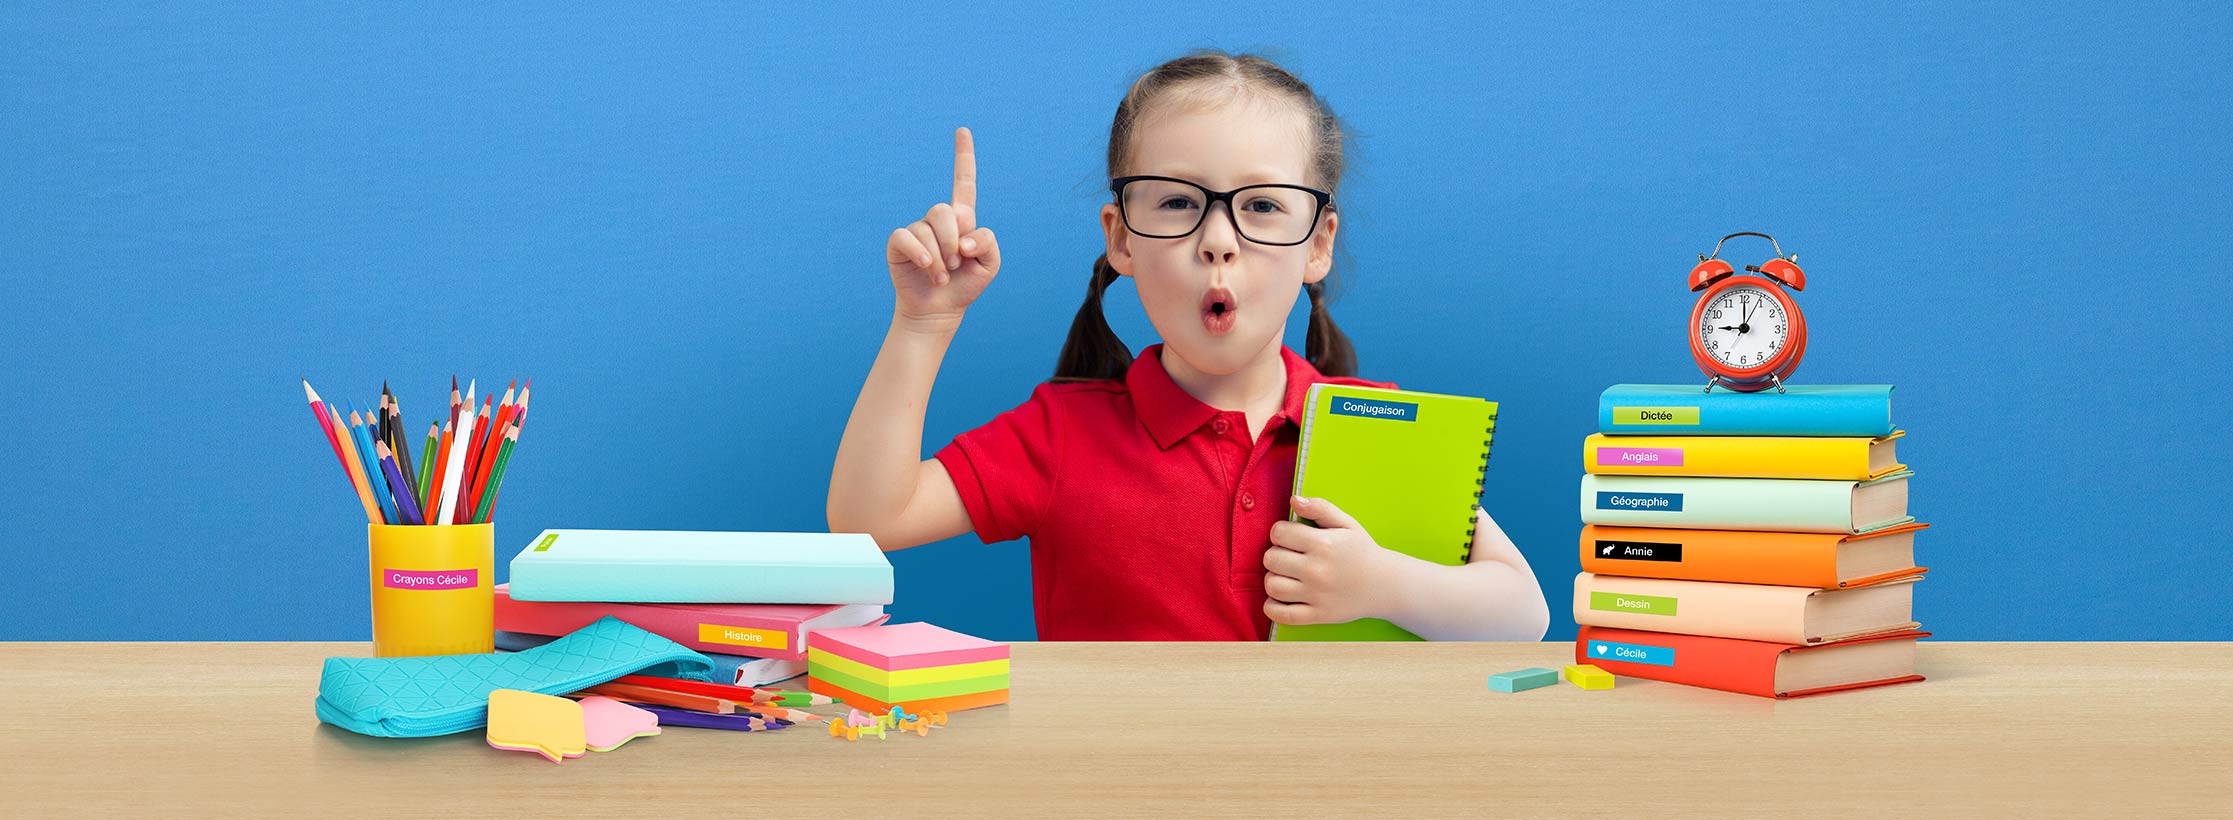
699, 624, 789, 651
383, 568, 479, 590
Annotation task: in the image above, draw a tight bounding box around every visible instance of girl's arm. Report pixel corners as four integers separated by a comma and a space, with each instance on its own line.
1265, 498, 1552, 641
827, 128, 1001, 551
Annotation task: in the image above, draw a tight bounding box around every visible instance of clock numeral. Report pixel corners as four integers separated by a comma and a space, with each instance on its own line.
1775, 323, 1785, 333
1709, 309, 1722, 320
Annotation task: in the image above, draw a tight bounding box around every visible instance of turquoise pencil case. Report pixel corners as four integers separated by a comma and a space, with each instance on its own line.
315, 616, 713, 737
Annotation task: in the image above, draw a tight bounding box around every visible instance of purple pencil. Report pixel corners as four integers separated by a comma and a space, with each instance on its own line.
374, 442, 425, 525
635, 704, 786, 731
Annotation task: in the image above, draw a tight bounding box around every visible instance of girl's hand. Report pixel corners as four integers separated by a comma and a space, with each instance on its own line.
1262, 496, 1407, 626
887, 127, 1001, 332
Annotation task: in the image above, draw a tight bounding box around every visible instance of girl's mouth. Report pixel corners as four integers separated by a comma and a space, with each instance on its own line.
1200, 287, 1237, 336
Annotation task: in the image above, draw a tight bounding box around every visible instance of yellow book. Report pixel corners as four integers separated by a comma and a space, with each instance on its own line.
1583, 431, 1905, 480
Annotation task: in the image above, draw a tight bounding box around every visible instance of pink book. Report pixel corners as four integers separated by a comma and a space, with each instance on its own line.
493, 583, 887, 661
807, 622, 1009, 671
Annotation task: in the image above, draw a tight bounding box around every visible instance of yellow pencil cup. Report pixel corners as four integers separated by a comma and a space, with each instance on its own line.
367, 523, 495, 657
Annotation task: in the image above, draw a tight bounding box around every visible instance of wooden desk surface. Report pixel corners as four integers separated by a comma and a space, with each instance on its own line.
1, 642, 2222, 819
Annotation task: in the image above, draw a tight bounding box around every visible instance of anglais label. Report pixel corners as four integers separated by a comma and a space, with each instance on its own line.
1589, 639, 1676, 667
1331, 397, 1418, 422
383, 568, 479, 590
1594, 540, 1683, 563
1597, 446, 1684, 467
1597, 491, 1683, 511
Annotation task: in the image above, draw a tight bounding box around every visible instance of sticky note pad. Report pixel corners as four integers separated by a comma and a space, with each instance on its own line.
486, 689, 587, 763
1563, 664, 1615, 690
807, 622, 1008, 671
1488, 667, 1559, 693
578, 696, 661, 752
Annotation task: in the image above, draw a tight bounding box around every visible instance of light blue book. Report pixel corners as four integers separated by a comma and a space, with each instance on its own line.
507, 529, 894, 605
1597, 384, 1895, 437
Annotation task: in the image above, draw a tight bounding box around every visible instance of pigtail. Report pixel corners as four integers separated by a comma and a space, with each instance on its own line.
1050, 254, 1133, 382
1304, 282, 1357, 377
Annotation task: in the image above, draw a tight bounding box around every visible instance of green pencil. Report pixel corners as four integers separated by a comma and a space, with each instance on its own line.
417, 422, 438, 507
471, 425, 518, 524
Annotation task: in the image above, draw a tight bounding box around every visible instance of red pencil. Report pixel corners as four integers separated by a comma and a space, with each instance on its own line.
456, 397, 491, 523
425, 417, 454, 517
465, 383, 517, 519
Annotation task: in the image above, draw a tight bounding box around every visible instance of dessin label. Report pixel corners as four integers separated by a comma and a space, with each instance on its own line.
1590, 591, 1677, 616
383, 568, 479, 590
699, 623, 789, 651
532, 533, 558, 552
1593, 540, 1682, 562
1612, 406, 1700, 425
1331, 397, 1418, 422
1597, 446, 1683, 466
1588, 639, 1676, 666
1597, 492, 1683, 511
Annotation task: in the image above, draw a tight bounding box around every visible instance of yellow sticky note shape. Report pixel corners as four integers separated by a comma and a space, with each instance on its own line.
487, 689, 587, 763
1564, 664, 1615, 690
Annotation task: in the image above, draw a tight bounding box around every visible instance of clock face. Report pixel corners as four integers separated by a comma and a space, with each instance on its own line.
1696, 284, 1790, 370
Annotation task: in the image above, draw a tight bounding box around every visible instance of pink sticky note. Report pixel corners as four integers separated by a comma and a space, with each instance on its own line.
578, 696, 661, 752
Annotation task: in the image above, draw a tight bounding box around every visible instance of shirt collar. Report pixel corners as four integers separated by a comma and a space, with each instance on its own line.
1125, 343, 1325, 450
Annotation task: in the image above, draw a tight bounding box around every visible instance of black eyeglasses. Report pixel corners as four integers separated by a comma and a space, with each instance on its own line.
1109, 175, 1333, 247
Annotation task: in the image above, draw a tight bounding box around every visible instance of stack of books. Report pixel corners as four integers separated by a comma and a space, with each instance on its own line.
1571, 385, 1931, 698
497, 529, 894, 687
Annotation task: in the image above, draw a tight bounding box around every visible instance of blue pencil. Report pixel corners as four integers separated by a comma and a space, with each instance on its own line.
374, 441, 426, 525
350, 404, 397, 524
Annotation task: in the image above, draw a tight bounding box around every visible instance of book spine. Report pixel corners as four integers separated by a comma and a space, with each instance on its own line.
1582, 434, 1880, 480
1571, 572, 1813, 643
1579, 474, 1859, 532
1577, 526, 1845, 587
1596, 388, 1894, 436
495, 596, 809, 660
1574, 627, 1782, 697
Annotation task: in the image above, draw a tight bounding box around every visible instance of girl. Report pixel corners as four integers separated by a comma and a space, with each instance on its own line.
829, 51, 1549, 641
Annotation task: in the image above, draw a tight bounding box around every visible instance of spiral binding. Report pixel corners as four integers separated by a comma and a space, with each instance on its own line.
1461, 409, 1500, 563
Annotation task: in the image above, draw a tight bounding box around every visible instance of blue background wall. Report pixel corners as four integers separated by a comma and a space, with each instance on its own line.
4, 2, 2227, 640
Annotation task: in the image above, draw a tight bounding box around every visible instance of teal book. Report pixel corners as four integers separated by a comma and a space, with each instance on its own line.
1579, 473, 1915, 534
507, 530, 894, 605
1272, 385, 1498, 642
1598, 384, 1895, 436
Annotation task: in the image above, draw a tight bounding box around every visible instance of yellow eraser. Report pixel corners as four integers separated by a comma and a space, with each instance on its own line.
1563, 664, 1615, 690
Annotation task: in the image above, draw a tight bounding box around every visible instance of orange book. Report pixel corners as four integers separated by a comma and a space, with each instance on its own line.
1575, 626, 1928, 699
1579, 522, 1928, 588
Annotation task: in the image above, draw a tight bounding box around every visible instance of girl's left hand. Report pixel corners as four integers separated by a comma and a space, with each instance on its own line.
1263, 495, 1405, 626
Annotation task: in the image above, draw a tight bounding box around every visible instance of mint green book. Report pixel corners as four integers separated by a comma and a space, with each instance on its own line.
1578, 472, 1915, 534
1272, 385, 1498, 642
507, 529, 894, 604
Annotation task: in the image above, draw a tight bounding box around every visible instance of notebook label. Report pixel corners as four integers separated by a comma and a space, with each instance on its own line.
1597, 492, 1683, 512
699, 624, 790, 651
1596, 446, 1683, 466
1589, 639, 1676, 666
1612, 406, 1700, 425
1594, 540, 1682, 562
383, 568, 480, 590
1330, 397, 1418, 422
532, 533, 559, 552
1590, 591, 1677, 616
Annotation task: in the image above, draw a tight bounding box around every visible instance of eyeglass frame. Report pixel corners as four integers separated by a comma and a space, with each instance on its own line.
1107, 175, 1335, 247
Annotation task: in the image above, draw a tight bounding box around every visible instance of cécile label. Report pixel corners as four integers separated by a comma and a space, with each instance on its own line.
1597, 447, 1684, 467
383, 568, 479, 590
1594, 540, 1682, 562
1612, 406, 1700, 425
1597, 492, 1683, 512
1589, 639, 1676, 667
698, 623, 789, 651
1590, 591, 1677, 616
1330, 397, 1418, 422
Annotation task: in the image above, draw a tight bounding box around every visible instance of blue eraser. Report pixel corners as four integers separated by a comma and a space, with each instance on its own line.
1488, 667, 1560, 693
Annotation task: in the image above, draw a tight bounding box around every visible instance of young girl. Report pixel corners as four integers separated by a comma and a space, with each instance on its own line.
829, 52, 1549, 642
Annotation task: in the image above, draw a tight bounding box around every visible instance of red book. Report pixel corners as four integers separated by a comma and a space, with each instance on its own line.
492, 584, 888, 661
1574, 626, 1929, 699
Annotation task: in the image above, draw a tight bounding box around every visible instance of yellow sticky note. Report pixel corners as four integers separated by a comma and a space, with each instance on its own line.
486, 689, 586, 763
1564, 664, 1615, 690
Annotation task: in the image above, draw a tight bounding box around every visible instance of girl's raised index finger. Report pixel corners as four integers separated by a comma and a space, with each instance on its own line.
952, 127, 976, 212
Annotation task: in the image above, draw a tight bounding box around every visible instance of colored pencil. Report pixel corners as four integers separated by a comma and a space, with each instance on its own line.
458, 396, 492, 522
302, 381, 377, 524
435, 381, 475, 526
471, 424, 517, 524
426, 418, 454, 521
465, 387, 511, 521
387, 387, 418, 502
349, 407, 396, 525
375, 441, 425, 525
324, 404, 382, 525
302, 380, 344, 465
417, 422, 437, 507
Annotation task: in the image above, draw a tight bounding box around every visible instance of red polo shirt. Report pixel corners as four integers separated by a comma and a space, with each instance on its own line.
933, 344, 1395, 641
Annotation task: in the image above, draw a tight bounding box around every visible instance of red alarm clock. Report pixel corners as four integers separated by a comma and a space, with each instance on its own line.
1688, 232, 1807, 393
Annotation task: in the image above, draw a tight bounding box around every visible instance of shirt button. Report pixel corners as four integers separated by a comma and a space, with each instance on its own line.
1213, 418, 1230, 434
1240, 492, 1256, 511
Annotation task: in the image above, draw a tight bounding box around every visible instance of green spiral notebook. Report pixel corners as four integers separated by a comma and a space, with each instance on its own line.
1271, 384, 1499, 642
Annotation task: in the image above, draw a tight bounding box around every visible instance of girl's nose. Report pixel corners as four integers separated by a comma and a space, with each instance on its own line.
1196, 202, 1240, 266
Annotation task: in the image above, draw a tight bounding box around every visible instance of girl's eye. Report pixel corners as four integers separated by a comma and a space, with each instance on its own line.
1157, 197, 1199, 211
1242, 198, 1284, 213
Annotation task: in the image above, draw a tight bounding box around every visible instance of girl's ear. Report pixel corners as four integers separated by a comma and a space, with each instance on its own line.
1304, 209, 1338, 285
1101, 203, 1135, 278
